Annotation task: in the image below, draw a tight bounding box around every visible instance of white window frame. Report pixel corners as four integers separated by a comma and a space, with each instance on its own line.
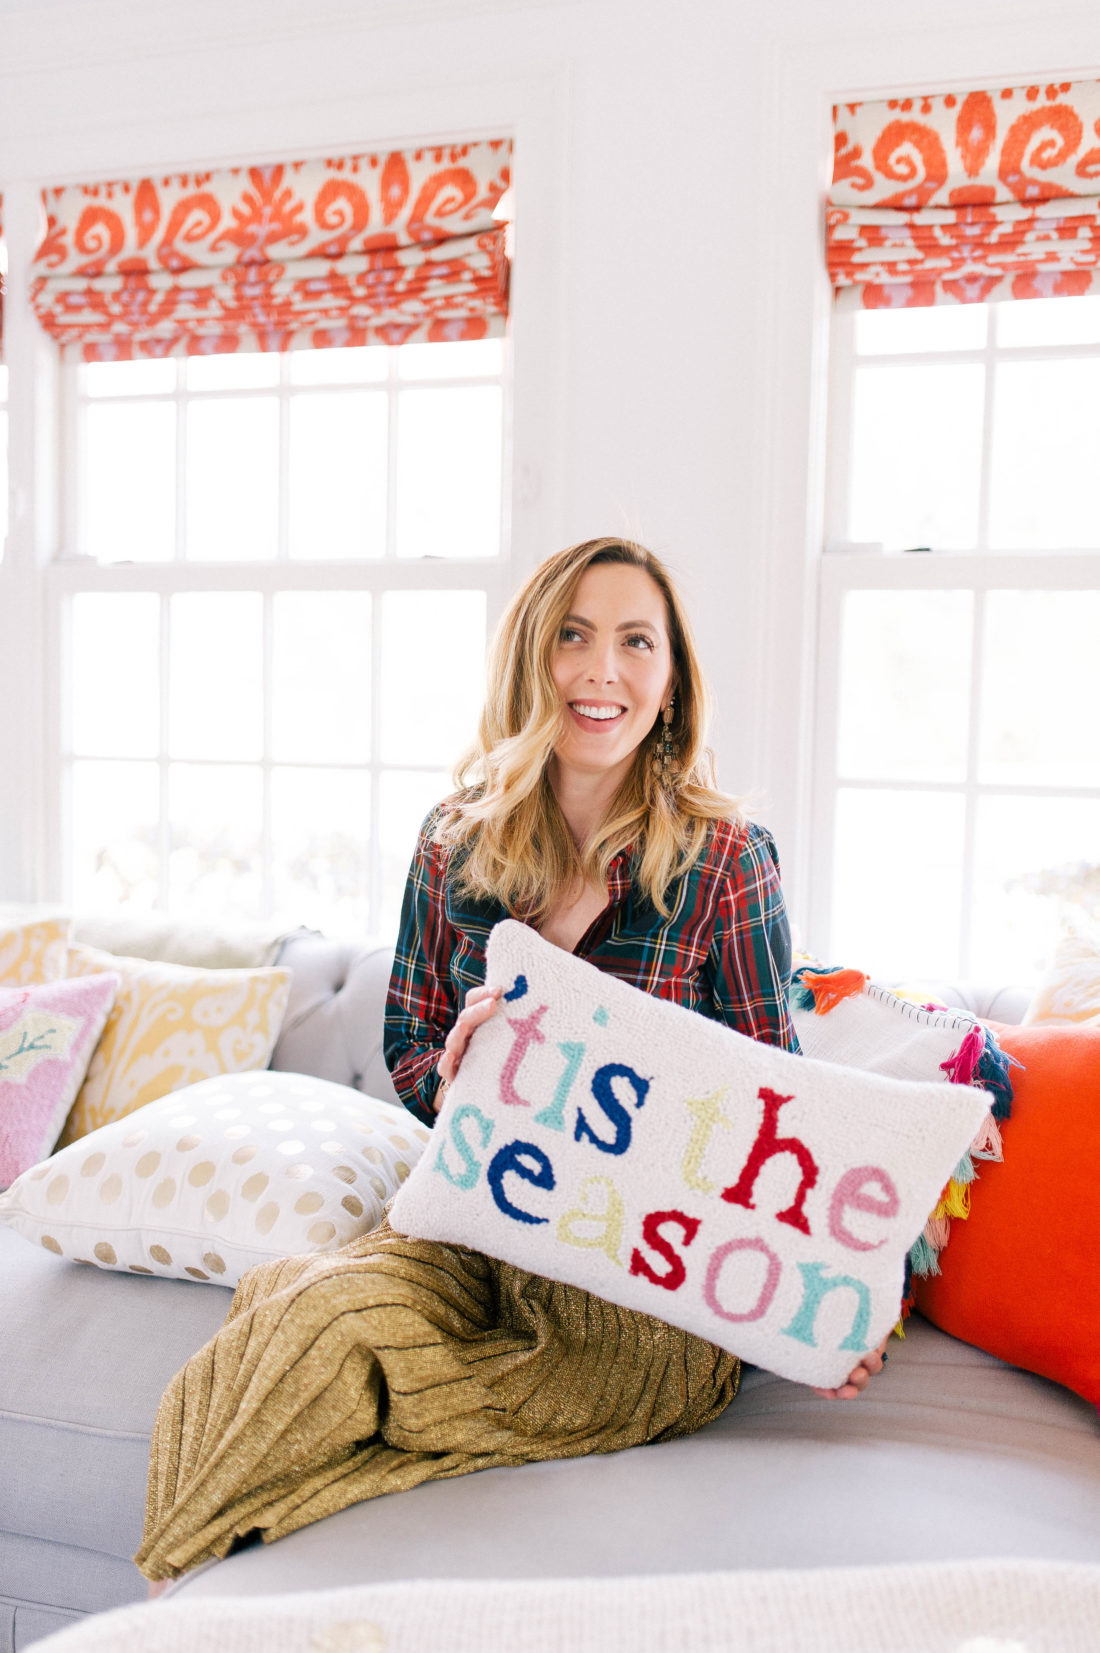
811, 302, 1100, 976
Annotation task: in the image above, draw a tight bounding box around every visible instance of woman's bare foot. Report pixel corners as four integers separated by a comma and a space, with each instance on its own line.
811, 1335, 890, 1400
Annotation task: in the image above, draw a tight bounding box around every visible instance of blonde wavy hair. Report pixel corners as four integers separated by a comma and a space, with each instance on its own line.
434, 537, 743, 920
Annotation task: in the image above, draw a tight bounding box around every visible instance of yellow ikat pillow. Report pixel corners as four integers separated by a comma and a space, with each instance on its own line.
0, 914, 72, 987
56, 945, 291, 1148
1024, 919, 1100, 1028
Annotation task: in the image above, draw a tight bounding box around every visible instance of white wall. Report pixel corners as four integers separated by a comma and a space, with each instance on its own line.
2, 0, 1098, 924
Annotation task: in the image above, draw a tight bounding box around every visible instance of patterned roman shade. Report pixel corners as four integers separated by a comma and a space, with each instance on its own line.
30, 139, 512, 360
828, 79, 1100, 308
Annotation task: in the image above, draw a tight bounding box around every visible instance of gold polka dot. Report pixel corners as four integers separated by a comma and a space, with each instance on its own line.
369, 1175, 387, 1200
333, 1165, 357, 1184
308, 1221, 336, 1246
224, 1125, 250, 1140
232, 1144, 259, 1164
30, 1164, 51, 1181
135, 1151, 161, 1179
202, 1251, 227, 1275
80, 1152, 106, 1178
388, 1134, 410, 1150
99, 1174, 123, 1204
152, 1178, 177, 1209
129, 1265, 153, 1275
295, 1191, 324, 1215
341, 1195, 364, 1218
413, 1128, 430, 1143
46, 1175, 70, 1206
74, 1257, 93, 1265
242, 1173, 269, 1202
41, 1235, 62, 1255
321, 1141, 345, 1155
150, 1244, 172, 1265
204, 1190, 231, 1222
255, 1202, 280, 1235
184, 1267, 209, 1281
187, 1161, 215, 1188
94, 1241, 117, 1265
176, 1134, 202, 1153
361, 1146, 383, 1165
284, 1163, 312, 1180
122, 1129, 147, 1148
394, 1161, 410, 1182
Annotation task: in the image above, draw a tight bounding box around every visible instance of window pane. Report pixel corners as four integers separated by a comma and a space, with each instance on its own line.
854, 305, 987, 355
169, 593, 263, 761
379, 590, 486, 766
287, 391, 387, 560
395, 386, 502, 559
837, 590, 972, 782
71, 759, 159, 910
995, 294, 1100, 348
271, 766, 371, 936
185, 398, 279, 559
378, 768, 451, 937
979, 591, 1100, 788
83, 401, 176, 562
971, 795, 1100, 981
272, 591, 371, 764
168, 763, 262, 918
0, 365, 8, 399
831, 788, 965, 979
82, 359, 177, 397
849, 364, 984, 550
71, 592, 159, 758
185, 354, 280, 391
988, 360, 1100, 550
397, 339, 503, 380
289, 347, 389, 386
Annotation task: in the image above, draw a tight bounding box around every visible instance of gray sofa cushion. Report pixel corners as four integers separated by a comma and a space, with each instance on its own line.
270, 935, 401, 1105
169, 1316, 1100, 1602
0, 1226, 232, 1638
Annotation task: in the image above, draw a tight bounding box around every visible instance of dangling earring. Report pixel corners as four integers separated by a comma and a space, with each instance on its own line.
654, 693, 680, 785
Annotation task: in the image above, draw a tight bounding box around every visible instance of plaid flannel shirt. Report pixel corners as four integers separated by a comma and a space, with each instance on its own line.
384, 810, 800, 1126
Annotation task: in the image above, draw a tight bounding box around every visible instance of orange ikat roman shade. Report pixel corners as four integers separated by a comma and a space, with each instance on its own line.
30, 139, 512, 360
827, 79, 1100, 308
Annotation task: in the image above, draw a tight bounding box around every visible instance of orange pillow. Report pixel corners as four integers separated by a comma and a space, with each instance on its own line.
914, 1021, 1100, 1409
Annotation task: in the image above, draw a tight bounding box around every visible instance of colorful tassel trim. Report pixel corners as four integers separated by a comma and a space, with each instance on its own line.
907, 1023, 1018, 1281
792, 965, 869, 1016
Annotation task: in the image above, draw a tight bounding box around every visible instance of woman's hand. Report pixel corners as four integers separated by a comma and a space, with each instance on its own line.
434, 984, 503, 1109
810, 1335, 890, 1400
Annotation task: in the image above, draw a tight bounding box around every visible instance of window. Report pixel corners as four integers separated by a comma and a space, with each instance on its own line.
55, 337, 509, 936
815, 296, 1100, 982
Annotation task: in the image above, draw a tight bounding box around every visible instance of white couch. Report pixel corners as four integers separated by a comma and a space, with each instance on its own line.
3, 932, 1098, 1652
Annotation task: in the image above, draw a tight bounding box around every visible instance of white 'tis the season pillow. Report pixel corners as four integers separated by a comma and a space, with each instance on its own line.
391, 921, 990, 1390
0, 1071, 429, 1286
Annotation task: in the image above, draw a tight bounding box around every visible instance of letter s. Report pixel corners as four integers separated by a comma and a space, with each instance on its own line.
575, 1062, 650, 1156
629, 1209, 701, 1292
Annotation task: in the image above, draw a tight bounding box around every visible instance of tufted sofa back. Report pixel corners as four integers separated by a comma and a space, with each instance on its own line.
270, 933, 402, 1105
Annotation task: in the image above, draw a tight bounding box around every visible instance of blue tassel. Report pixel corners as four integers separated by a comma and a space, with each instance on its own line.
952, 1152, 977, 1185
976, 1029, 1021, 1122
790, 981, 817, 1012
907, 1233, 941, 1279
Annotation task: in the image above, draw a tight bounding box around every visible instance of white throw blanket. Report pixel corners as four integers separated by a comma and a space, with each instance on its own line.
33, 1561, 1100, 1652
391, 921, 989, 1389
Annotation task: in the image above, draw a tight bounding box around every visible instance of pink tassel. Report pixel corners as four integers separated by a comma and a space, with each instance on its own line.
923, 1214, 952, 1252
970, 1113, 1003, 1162
941, 1025, 984, 1086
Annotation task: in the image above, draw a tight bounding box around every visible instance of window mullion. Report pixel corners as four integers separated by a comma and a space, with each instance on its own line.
385, 353, 399, 560
975, 309, 998, 553
175, 362, 187, 563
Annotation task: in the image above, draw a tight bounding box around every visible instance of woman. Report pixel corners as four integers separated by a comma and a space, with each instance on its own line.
138, 540, 880, 1586
385, 536, 885, 1402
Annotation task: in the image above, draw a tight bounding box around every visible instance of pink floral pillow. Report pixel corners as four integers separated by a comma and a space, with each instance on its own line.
0, 974, 120, 1187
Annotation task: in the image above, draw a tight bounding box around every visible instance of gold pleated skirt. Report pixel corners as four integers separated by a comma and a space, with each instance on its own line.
137, 1218, 740, 1580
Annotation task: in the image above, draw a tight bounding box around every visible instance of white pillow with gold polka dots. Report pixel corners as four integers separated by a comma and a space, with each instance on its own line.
0, 1071, 430, 1286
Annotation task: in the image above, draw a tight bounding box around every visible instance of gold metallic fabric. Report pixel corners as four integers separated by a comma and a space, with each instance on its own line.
137, 1218, 739, 1579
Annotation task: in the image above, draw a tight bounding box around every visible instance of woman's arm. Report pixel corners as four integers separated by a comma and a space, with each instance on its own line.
384, 811, 461, 1126
705, 820, 800, 1054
